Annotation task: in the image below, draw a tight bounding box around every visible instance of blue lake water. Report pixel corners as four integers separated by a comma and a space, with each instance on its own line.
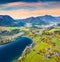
0, 37, 32, 62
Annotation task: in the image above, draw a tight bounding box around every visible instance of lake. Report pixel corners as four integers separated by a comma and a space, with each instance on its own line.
0, 37, 32, 62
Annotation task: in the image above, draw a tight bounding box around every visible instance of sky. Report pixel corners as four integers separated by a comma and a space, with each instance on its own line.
0, 0, 60, 19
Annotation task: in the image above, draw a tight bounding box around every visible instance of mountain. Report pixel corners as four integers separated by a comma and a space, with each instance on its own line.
40, 15, 57, 23
0, 15, 25, 26
0, 15, 15, 26
22, 15, 60, 25
22, 17, 47, 25
15, 19, 26, 26
0, 15, 60, 26
57, 23, 60, 26
56, 17, 60, 22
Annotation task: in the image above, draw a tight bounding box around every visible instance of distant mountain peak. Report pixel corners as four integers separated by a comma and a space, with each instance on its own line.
0, 15, 14, 20
0, 15, 15, 26
42, 15, 54, 18
44, 15, 52, 16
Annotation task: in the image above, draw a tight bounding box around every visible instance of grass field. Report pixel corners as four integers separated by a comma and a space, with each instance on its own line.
21, 41, 60, 62
51, 38, 60, 45
18, 27, 60, 62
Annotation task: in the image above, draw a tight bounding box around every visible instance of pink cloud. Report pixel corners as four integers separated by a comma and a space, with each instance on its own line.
0, 2, 49, 8
0, 2, 60, 11
0, 9, 60, 19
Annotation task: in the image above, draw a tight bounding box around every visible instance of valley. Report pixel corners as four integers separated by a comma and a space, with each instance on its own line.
0, 15, 60, 62
0, 25, 60, 62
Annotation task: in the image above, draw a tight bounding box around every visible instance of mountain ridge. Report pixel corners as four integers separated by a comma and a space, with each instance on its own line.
0, 15, 60, 26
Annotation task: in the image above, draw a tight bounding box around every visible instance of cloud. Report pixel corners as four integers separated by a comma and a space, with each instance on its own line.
1, 2, 48, 7
0, 2, 48, 11
0, 2, 60, 11
0, 0, 60, 4
0, 2, 60, 19
0, 9, 60, 19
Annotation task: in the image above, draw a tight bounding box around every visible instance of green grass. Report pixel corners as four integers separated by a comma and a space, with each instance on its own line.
20, 37, 60, 62
51, 38, 60, 52
21, 49, 43, 62
33, 42, 50, 51
50, 28, 60, 32
51, 38, 60, 45
21, 42, 51, 62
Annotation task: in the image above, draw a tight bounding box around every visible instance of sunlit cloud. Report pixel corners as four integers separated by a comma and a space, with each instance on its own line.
0, 2, 48, 8
0, 2, 48, 11
0, 9, 60, 19
0, 2, 60, 19
0, 2, 60, 11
